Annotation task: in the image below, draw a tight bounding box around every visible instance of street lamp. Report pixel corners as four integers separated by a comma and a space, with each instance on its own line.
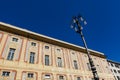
71, 15, 99, 80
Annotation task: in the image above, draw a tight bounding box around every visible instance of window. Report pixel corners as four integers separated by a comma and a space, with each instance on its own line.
114, 70, 117, 73
117, 76, 120, 80
44, 74, 51, 79
97, 65, 101, 72
87, 63, 91, 71
59, 76, 64, 80
91, 78, 94, 80
77, 77, 81, 80
12, 38, 18, 42
2, 71, 10, 76
115, 64, 119, 68
31, 42, 36, 46
29, 52, 35, 64
45, 55, 49, 66
7, 48, 16, 60
111, 63, 114, 67
118, 70, 120, 74
72, 52, 75, 55
28, 73, 34, 78
57, 49, 60, 52
57, 57, 62, 67
73, 60, 78, 69
45, 46, 49, 49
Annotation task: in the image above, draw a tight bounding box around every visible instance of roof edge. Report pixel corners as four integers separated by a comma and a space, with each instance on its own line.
0, 22, 105, 57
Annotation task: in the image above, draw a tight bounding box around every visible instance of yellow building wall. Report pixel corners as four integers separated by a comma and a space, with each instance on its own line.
0, 30, 115, 80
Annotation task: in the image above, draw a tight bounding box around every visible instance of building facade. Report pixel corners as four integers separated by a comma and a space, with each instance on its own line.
108, 60, 120, 80
0, 22, 115, 80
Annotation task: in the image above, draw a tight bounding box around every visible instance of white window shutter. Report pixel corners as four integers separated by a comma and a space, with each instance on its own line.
22, 72, 26, 80
11, 72, 16, 80
2, 37, 10, 58
25, 41, 30, 61
25, 51, 28, 62
15, 39, 22, 60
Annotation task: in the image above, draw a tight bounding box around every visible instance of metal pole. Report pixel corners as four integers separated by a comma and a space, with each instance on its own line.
76, 19, 99, 80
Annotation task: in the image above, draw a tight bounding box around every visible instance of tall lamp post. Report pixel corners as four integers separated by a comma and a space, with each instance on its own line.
71, 15, 99, 80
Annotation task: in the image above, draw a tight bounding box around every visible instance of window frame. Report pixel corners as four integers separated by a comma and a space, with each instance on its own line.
73, 60, 78, 69
31, 42, 36, 46
29, 52, 35, 64
7, 48, 16, 60
12, 37, 18, 42
2, 71, 10, 77
59, 75, 64, 80
57, 57, 62, 67
45, 55, 50, 66
45, 46, 49, 49
77, 77, 81, 80
44, 74, 51, 79
28, 73, 34, 78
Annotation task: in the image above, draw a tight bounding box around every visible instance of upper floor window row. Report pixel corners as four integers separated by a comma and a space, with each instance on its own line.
12, 38, 18, 42
45, 46, 49, 49
28, 73, 34, 78
29, 52, 35, 64
7, 48, 16, 60
31, 42, 36, 46
115, 64, 120, 68
2, 71, 10, 76
57, 49, 61, 52
44, 74, 51, 79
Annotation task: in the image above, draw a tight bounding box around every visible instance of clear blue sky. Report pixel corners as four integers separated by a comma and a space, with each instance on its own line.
0, 0, 120, 62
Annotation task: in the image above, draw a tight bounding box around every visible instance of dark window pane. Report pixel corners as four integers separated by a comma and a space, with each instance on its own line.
29, 52, 35, 64
31, 42, 36, 46
45, 55, 49, 65
57, 57, 62, 67
45, 74, 51, 79
7, 48, 16, 60
2, 71, 10, 76
59, 76, 64, 80
12, 38, 18, 42
87, 63, 91, 71
77, 77, 81, 80
45, 46, 49, 49
74, 60, 78, 69
28, 73, 34, 78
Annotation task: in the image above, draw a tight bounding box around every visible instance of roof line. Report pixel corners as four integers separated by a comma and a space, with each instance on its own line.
0, 22, 104, 55
107, 59, 120, 65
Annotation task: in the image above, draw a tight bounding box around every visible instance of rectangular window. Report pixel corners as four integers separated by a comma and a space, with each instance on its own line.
117, 76, 120, 80
2, 71, 10, 76
118, 70, 120, 74
31, 42, 36, 46
111, 63, 114, 67
57, 49, 60, 52
57, 57, 62, 67
29, 52, 35, 64
45, 55, 49, 66
74, 60, 78, 69
77, 77, 81, 80
28, 73, 34, 78
115, 64, 119, 68
97, 65, 100, 72
45, 46, 49, 49
12, 38, 18, 42
7, 48, 16, 60
114, 70, 117, 73
44, 74, 51, 79
59, 76, 64, 80
87, 63, 91, 71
